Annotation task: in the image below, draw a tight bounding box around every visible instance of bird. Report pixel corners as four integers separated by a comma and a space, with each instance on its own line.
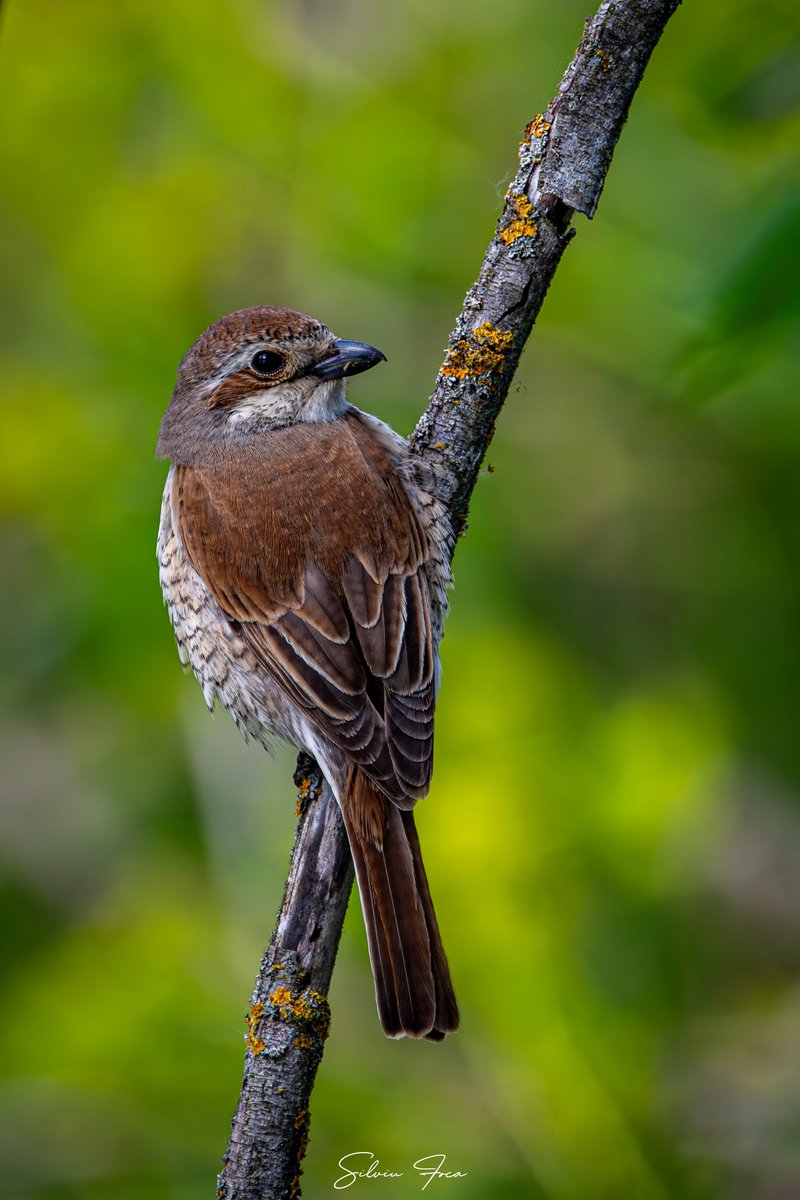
156, 305, 459, 1040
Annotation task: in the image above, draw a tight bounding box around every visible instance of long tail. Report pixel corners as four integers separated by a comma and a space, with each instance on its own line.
340, 765, 459, 1040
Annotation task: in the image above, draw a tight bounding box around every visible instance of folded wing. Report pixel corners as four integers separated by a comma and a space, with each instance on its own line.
174, 412, 436, 805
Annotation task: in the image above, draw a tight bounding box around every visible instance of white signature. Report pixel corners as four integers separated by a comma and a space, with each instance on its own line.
334, 1152, 468, 1191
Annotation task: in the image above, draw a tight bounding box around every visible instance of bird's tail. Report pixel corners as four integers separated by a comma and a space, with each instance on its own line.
341, 765, 459, 1040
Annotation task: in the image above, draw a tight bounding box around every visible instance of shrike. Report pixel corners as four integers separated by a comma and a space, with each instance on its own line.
157, 306, 458, 1039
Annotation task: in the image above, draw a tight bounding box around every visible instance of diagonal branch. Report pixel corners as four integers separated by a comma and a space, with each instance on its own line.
217, 2, 683, 1197
410, 0, 682, 513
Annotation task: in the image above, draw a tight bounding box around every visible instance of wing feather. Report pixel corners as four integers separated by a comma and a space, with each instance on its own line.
175, 412, 438, 804
342, 557, 384, 628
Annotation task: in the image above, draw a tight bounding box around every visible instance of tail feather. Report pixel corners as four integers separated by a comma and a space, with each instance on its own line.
341, 765, 459, 1039
401, 810, 460, 1039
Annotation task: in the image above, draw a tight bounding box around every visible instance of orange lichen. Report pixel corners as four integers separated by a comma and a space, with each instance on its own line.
295, 773, 322, 816
269, 985, 294, 1010
595, 49, 613, 73
499, 193, 538, 245
269, 984, 331, 1041
523, 114, 551, 144
245, 1002, 266, 1055
441, 322, 513, 381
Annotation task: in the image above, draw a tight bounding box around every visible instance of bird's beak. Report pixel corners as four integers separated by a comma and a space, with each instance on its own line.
309, 339, 387, 380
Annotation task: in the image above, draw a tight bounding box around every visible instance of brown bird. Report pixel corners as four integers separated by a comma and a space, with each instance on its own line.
157, 306, 458, 1039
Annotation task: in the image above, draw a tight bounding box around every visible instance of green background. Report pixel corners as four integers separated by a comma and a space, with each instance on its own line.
1, 1, 799, 1197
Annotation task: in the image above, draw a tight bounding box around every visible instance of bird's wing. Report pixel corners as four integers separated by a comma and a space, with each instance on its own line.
173, 413, 435, 804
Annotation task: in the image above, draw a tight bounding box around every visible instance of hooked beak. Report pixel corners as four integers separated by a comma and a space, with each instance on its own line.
309, 339, 387, 381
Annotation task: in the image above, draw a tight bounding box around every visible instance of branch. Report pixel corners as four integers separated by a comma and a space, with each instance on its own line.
217, 2, 682, 1196
218, 756, 352, 1200
410, 0, 682, 510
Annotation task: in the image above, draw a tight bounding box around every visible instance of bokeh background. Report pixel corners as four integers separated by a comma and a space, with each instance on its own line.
1, 1, 799, 1197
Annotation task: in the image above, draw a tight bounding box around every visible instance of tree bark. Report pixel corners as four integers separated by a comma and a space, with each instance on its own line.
217, 2, 683, 1197
217, 756, 352, 1200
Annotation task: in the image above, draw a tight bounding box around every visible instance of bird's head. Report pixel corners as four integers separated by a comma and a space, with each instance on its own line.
157, 306, 385, 462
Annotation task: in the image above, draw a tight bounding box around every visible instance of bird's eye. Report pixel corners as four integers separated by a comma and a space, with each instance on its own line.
250, 350, 285, 376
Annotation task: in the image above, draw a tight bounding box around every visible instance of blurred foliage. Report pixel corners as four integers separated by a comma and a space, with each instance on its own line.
1, 0, 799, 1197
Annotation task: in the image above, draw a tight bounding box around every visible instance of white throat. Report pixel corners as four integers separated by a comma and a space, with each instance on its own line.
227, 377, 348, 429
